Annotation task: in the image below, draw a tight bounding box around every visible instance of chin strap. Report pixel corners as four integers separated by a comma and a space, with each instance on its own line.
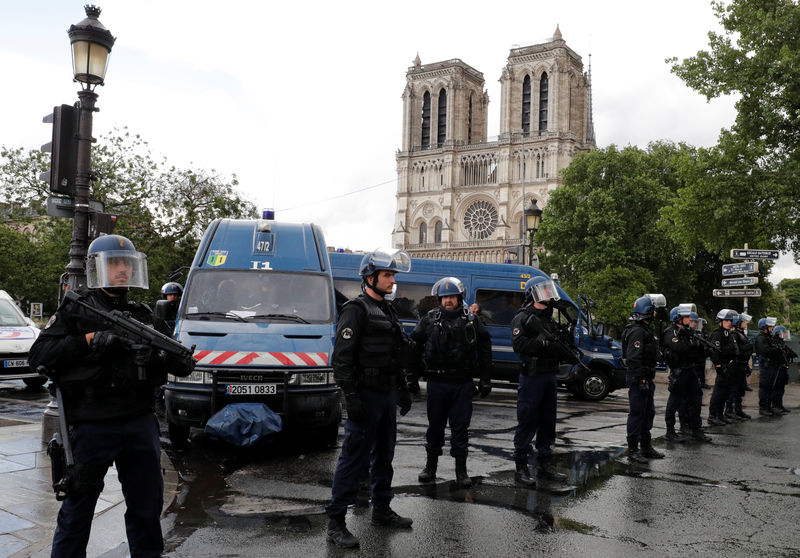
363, 274, 391, 297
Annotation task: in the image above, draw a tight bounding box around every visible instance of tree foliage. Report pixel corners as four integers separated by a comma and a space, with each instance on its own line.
0, 129, 256, 312
669, 0, 800, 256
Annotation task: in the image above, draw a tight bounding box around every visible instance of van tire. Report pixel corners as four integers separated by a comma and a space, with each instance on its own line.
576, 368, 611, 401
168, 421, 191, 450
23, 376, 48, 388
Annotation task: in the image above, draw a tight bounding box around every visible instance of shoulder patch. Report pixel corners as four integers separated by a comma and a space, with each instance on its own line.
44, 314, 57, 329
672, 337, 679, 343
714, 341, 720, 347
512, 328, 520, 336
633, 340, 641, 349
341, 328, 353, 340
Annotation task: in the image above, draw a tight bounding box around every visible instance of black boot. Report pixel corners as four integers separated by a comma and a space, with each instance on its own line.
775, 405, 790, 415
665, 427, 685, 443
537, 459, 567, 482
327, 516, 359, 548
734, 402, 751, 420
691, 429, 712, 443
455, 457, 472, 488
759, 408, 774, 416
514, 458, 536, 487
640, 440, 664, 459
627, 439, 647, 464
723, 402, 740, 421
418, 453, 438, 484
371, 506, 413, 528
708, 414, 726, 426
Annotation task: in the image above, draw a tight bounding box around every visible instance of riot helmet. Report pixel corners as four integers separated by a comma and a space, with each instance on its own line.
630, 293, 666, 321
757, 316, 778, 330
689, 312, 706, 332
358, 250, 411, 297
86, 235, 149, 290
161, 282, 183, 299
670, 303, 695, 323
715, 309, 739, 323
522, 276, 561, 306
733, 312, 752, 328
431, 277, 466, 303
773, 325, 790, 340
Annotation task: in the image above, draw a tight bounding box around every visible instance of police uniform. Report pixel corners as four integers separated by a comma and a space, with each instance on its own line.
29, 288, 190, 558
325, 293, 411, 523
755, 330, 785, 415
772, 334, 797, 413
510, 304, 564, 475
727, 327, 753, 419
411, 305, 491, 484
622, 319, 661, 456
662, 324, 703, 438
707, 326, 739, 423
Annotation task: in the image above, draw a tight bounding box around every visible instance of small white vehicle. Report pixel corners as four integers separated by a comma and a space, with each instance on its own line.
0, 290, 46, 388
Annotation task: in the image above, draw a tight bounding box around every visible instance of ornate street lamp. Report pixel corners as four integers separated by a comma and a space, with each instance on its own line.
64, 5, 115, 292
524, 199, 542, 266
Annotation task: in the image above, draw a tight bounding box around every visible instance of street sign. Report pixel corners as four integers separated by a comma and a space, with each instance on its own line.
713, 288, 762, 297
721, 276, 758, 287
46, 196, 105, 218
730, 249, 779, 260
722, 261, 758, 276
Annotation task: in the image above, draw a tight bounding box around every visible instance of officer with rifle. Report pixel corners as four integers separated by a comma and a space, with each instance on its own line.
29, 235, 195, 558
510, 276, 579, 487
771, 326, 796, 414
726, 313, 754, 421
707, 309, 740, 425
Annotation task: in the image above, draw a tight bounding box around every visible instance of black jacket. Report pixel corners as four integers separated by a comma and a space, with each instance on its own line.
623, 321, 660, 379
511, 305, 563, 374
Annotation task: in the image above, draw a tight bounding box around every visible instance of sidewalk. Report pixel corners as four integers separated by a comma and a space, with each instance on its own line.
0, 414, 178, 558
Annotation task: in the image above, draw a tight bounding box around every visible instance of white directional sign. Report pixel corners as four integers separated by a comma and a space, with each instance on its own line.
713, 288, 762, 297
730, 249, 779, 260
721, 277, 758, 287
722, 262, 758, 276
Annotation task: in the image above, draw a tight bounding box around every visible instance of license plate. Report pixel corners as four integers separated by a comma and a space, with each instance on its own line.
225, 383, 277, 395
3, 359, 28, 368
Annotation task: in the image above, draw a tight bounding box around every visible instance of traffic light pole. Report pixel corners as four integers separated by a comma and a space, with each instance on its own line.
65, 89, 98, 292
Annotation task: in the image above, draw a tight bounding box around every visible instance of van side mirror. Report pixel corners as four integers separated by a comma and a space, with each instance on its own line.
593, 322, 605, 337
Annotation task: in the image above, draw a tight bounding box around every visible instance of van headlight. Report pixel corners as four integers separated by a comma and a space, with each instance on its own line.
168, 370, 209, 384
288, 371, 334, 385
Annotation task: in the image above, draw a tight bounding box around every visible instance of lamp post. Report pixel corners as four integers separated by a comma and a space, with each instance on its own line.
64, 4, 115, 292
524, 199, 542, 266
43, 5, 115, 444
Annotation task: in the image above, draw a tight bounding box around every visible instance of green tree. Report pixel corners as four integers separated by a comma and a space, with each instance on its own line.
669, 0, 800, 255
0, 129, 256, 311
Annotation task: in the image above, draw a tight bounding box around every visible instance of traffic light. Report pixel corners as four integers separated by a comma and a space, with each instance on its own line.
88, 212, 117, 240
41, 104, 78, 196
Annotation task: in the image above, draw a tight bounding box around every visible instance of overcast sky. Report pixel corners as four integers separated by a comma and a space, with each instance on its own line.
2, 0, 798, 284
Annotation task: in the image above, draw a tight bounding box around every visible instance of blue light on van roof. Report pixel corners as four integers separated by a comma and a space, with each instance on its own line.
262, 208, 275, 220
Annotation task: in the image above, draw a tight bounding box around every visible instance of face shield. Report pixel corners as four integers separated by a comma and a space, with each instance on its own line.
646, 294, 667, 309
86, 250, 149, 289
765, 317, 778, 327
529, 279, 561, 303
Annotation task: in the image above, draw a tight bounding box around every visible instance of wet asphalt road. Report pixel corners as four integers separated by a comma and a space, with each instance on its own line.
2, 378, 799, 557
157, 378, 800, 557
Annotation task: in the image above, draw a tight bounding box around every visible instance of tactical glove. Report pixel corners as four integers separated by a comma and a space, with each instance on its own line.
397, 388, 412, 416
344, 393, 367, 422
90, 330, 126, 352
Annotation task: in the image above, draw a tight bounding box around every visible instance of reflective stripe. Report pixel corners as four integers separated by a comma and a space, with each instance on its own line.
193, 350, 328, 366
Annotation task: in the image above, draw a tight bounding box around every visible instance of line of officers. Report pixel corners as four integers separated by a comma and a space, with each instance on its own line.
621, 294, 796, 464
324, 250, 798, 549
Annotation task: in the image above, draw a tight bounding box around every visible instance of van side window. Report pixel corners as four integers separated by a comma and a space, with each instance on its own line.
394, 283, 438, 320
475, 289, 525, 326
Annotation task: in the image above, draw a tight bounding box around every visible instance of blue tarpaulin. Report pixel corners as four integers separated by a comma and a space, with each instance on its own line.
204, 403, 283, 447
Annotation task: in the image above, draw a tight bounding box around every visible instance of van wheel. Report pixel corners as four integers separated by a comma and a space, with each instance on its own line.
23, 376, 48, 388
577, 368, 611, 401
168, 421, 190, 450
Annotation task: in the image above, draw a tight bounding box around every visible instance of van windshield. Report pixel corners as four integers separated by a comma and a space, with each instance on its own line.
0, 300, 27, 326
182, 270, 333, 324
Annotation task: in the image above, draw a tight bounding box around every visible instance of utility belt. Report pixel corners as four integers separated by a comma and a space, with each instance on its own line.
425, 369, 472, 383
359, 367, 397, 391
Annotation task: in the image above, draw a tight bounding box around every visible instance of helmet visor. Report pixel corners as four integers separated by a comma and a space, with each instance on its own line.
646, 294, 667, 308
367, 250, 412, 274
87, 250, 149, 289
529, 279, 561, 302
765, 316, 778, 327
677, 303, 696, 316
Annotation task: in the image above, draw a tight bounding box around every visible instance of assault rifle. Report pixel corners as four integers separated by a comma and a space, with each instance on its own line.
63, 291, 195, 379
42, 370, 73, 501
524, 313, 591, 373
688, 330, 718, 353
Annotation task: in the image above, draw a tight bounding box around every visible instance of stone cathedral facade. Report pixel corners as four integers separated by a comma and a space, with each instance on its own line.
392, 26, 595, 263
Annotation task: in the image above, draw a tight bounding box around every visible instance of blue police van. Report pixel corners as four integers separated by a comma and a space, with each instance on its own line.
164, 217, 341, 448
329, 252, 625, 401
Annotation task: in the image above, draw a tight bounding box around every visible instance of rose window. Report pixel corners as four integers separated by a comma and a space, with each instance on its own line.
463, 200, 498, 240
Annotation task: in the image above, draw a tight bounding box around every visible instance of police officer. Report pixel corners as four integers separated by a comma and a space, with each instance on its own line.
707, 309, 740, 425
755, 317, 784, 416
153, 281, 183, 335
511, 276, 572, 486
690, 313, 711, 389
622, 293, 666, 463
725, 313, 753, 421
411, 277, 492, 488
325, 250, 414, 548
28, 235, 195, 558
771, 326, 796, 414
683, 312, 712, 442
662, 304, 705, 442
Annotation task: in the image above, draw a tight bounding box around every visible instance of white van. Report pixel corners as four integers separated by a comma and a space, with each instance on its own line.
0, 290, 46, 388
